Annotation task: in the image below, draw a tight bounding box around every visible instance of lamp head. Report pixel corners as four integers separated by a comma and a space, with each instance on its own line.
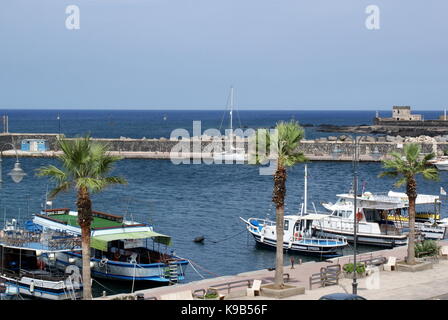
8, 161, 26, 183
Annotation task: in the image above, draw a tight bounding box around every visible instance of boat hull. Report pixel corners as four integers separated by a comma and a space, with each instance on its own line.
313, 227, 408, 247
53, 252, 189, 283
0, 275, 82, 300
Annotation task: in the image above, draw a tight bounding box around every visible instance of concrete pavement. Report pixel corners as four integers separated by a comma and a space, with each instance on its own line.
99, 241, 448, 300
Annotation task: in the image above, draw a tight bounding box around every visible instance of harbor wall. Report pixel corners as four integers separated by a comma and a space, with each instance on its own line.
374, 118, 448, 127
1, 133, 448, 161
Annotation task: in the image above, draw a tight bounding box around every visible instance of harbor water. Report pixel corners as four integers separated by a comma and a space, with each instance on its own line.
1, 109, 447, 297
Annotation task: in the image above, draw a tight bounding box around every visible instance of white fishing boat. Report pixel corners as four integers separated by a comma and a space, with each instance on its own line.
241, 165, 348, 257
240, 214, 347, 257
213, 87, 247, 163
324, 191, 441, 222
0, 220, 83, 300
429, 157, 448, 171
33, 208, 189, 285
321, 197, 353, 212
313, 193, 409, 247
321, 191, 446, 242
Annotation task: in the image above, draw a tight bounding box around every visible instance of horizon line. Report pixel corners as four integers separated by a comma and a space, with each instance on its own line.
0, 107, 445, 112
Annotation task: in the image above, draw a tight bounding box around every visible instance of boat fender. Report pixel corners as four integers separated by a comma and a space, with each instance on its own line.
260, 236, 264, 243
99, 258, 108, 267
37, 259, 45, 270
30, 280, 35, 293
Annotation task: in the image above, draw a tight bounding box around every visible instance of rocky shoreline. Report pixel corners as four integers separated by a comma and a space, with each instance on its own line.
316, 124, 448, 137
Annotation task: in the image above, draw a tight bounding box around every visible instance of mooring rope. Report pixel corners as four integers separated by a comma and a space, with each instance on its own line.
188, 259, 221, 278
207, 228, 246, 244
92, 278, 119, 295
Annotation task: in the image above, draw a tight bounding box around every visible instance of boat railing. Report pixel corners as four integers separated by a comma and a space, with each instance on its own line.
0, 230, 81, 251
2, 268, 68, 282
297, 233, 347, 245
249, 218, 275, 227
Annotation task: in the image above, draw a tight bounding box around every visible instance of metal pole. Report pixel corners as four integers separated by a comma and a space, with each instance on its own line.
0, 152, 2, 183
57, 113, 61, 135
304, 164, 308, 215
352, 135, 358, 295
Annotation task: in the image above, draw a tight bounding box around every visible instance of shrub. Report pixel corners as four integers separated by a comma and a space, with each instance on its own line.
343, 263, 365, 274
415, 240, 440, 257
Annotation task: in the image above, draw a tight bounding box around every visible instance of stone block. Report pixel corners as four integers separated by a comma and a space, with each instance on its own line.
260, 284, 305, 299
396, 260, 433, 272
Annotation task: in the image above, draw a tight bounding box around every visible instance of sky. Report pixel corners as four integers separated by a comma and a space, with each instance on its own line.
0, 0, 447, 110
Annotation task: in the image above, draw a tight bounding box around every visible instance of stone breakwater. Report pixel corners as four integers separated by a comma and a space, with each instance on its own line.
1, 133, 447, 161
318, 124, 448, 137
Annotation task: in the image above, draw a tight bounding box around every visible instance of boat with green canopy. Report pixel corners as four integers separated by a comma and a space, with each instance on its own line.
32, 208, 188, 284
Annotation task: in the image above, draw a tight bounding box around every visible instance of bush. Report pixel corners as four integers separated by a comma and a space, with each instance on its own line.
343, 263, 365, 274
415, 240, 440, 257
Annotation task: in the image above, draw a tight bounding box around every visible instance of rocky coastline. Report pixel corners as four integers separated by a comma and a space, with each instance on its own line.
316, 124, 448, 137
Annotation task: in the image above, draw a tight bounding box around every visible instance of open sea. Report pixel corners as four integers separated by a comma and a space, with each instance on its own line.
1, 109, 448, 297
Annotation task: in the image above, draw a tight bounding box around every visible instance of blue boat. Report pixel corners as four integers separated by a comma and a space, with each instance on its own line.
0, 219, 83, 300
33, 208, 189, 285
241, 214, 348, 257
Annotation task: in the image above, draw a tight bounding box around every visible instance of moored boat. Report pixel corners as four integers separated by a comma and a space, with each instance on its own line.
0, 221, 83, 300
241, 214, 347, 257
313, 193, 409, 247
33, 208, 189, 285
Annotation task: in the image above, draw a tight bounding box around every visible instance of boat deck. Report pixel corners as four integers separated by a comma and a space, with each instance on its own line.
48, 214, 123, 229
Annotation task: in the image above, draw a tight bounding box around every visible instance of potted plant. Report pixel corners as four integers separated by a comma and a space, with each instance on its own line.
343, 263, 366, 278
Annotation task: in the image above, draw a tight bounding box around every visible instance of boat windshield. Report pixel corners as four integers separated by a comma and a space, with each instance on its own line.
332, 209, 352, 218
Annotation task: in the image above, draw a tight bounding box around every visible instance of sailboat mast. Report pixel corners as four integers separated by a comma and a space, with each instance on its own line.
304, 164, 308, 215
229, 86, 234, 133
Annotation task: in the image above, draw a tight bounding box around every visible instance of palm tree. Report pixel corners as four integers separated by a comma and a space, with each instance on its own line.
37, 136, 127, 299
251, 120, 307, 289
379, 143, 438, 265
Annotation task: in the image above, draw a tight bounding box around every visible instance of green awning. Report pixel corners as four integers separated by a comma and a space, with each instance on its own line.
91, 231, 172, 251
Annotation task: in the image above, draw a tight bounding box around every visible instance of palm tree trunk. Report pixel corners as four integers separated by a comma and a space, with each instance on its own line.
273, 164, 287, 289
77, 187, 93, 300
407, 178, 417, 265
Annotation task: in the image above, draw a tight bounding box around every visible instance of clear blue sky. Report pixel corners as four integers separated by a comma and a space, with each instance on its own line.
0, 0, 447, 110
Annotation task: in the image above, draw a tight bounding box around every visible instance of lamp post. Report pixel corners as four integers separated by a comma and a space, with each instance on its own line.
352, 135, 360, 295
331, 136, 361, 295
0, 143, 27, 183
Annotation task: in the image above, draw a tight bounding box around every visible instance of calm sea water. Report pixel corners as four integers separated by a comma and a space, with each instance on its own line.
1, 109, 447, 296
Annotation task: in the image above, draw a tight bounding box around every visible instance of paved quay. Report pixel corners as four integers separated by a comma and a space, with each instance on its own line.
97, 242, 448, 300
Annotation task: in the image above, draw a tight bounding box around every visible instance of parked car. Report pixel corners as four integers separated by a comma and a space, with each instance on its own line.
319, 293, 367, 300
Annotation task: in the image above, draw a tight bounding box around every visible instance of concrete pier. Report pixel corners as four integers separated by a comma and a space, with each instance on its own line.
1, 133, 448, 161
96, 240, 448, 300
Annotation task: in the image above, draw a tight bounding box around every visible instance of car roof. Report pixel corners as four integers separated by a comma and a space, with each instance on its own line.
320, 293, 365, 299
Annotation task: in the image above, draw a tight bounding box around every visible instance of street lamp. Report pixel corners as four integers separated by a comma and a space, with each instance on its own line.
351, 135, 360, 295
0, 143, 26, 183
330, 136, 361, 294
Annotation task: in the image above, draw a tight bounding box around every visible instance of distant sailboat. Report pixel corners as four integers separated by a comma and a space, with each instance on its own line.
213, 87, 246, 163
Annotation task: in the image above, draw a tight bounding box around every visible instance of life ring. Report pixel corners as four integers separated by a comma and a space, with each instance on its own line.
294, 232, 302, 241
356, 211, 363, 222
